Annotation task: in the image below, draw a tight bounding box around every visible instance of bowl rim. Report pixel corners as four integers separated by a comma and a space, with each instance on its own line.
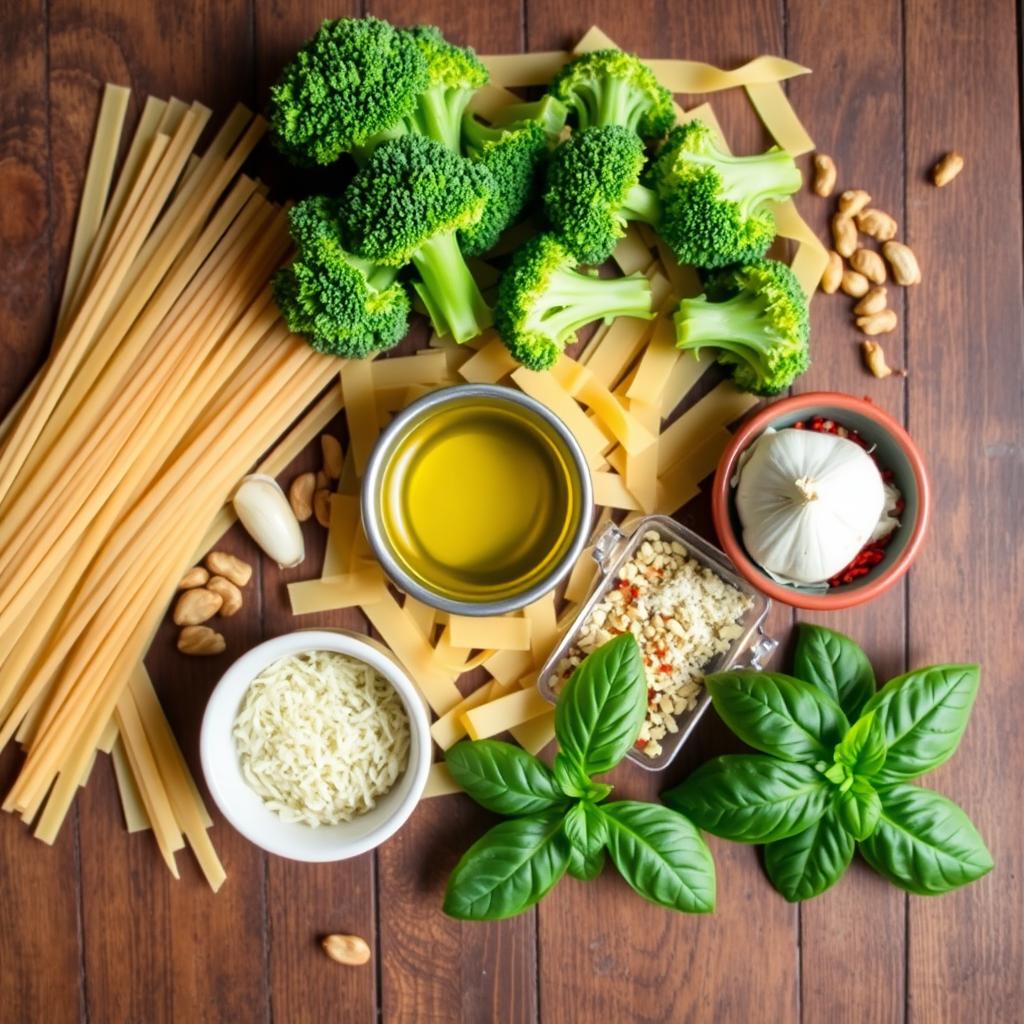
200, 628, 431, 862
711, 391, 932, 611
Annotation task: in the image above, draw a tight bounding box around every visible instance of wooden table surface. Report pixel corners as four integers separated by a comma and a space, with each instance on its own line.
1, 0, 1021, 1021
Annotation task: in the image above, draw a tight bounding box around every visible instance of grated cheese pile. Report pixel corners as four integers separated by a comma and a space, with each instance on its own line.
233, 650, 410, 827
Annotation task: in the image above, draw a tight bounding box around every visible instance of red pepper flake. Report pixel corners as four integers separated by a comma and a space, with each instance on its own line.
658, 663, 673, 674
636, 738, 648, 748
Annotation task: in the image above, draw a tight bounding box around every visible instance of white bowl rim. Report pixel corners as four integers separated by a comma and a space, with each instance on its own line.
200, 628, 431, 862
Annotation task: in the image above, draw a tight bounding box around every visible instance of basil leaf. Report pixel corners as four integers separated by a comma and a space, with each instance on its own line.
793, 623, 876, 720
859, 784, 993, 895
443, 811, 572, 920
763, 807, 854, 902
567, 845, 605, 881
600, 802, 716, 913
552, 752, 611, 802
563, 801, 608, 860
662, 755, 832, 844
834, 711, 887, 777
445, 740, 567, 817
555, 633, 647, 775
836, 778, 882, 840
862, 664, 980, 783
706, 671, 849, 763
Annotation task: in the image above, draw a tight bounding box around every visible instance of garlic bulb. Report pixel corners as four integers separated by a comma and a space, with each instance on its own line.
232, 474, 305, 568
735, 428, 884, 585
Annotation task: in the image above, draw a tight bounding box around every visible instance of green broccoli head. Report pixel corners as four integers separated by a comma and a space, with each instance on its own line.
549, 49, 674, 140
673, 258, 810, 395
649, 118, 802, 269
273, 196, 411, 358
543, 125, 661, 264
496, 233, 654, 371
341, 135, 493, 343
269, 17, 427, 166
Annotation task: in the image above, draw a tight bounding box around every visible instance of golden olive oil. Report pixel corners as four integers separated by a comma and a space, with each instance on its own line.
378, 396, 583, 604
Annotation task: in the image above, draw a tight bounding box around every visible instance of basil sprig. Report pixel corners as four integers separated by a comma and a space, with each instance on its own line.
663, 624, 991, 901
443, 634, 716, 920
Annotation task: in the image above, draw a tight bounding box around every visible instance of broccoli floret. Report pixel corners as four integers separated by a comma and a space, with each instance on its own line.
649, 119, 802, 269
341, 134, 493, 343
273, 197, 411, 357
543, 125, 661, 264
549, 49, 674, 141
269, 17, 428, 166
673, 258, 810, 395
495, 234, 654, 370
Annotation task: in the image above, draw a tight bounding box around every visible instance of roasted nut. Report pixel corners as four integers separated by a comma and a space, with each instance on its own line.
931, 151, 963, 187
316, 470, 330, 491
857, 309, 898, 335
288, 472, 315, 522
322, 934, 371, 966
849, 248, 887, 285
821, 250, 843, 294
837, 189, 871, 217
320, 434, 343, 480
841, 270, 870, 297
853, 286, 889, 316
207, 576, 243, 617
173, 587, 223, 626
177, 625, 226, 656
178, 566, 209, 590
831, 214, 858, 258
812, 153, 837, 197
856, 208, 898, 242
861, 340, 905, 379
205, 551, 252, 587
882, 241, 921, 286
314, 489, 332, 528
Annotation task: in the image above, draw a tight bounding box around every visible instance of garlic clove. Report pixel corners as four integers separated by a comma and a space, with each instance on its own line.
232, 474, 305, 568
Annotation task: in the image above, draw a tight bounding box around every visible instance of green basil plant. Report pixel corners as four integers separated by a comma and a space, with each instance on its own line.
662, 624, 993, 901
443, 634, 716, 920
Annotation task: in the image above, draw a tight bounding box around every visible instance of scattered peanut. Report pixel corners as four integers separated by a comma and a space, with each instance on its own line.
173, 587, 223, 626
850, 248, 887, 285
882, 240, 921, 286
205, 550, 252, 587
314, 489, 332, 528
322, 934, 371, 966
856, 208, 898, 242
857, 309, 898, 335
320, 434, 343, 480
207, 576, 243, 617
820, 250, 843, 294
178, 566, 209, 590
812, 153, 837, 197
862, 340, 905, 379
831, 214, 858, 258
931, 151, 963, 187
316, 470, 330, 492
853, 286, 889, 316
841, 269, 870, 297
288, 471, 315, 522
177, 625, 226, 656
837, 189, 872, 217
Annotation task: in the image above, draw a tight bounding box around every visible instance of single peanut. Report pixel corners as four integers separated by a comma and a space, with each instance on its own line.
173, 587, 223, 626
849, 248, 887, 285
931, 151, 963, 187
207, 576, 243, 617
288, 471, 315, 522
820, 250, 843, 294
841, 270, 870, 297
861, 340, 905, 379
856, 208, 898, 242
882, 241, 921, 286
322, 934, 371, 966
812, 153, 837, 197
857, 309, 898, 335
177, 625, 226, 656
205, 550, 252, 587
832, 214, 858, 258
837, 189, 871, 217
853, 286, 889, 316
321, 434, 343, 480
179, 566, 209, 590
316, 470, 330, 492
314, 489, 332, 528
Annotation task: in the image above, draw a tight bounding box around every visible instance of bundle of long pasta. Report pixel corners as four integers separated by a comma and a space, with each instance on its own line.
0, 86, 338, 888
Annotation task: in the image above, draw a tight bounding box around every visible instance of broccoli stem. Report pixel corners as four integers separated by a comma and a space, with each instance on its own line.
708, 149, 802, 213
488, 95, 566, 135
675, 292, 775, 360
410, 230, 493, 343
620, 182, 661, 226
537, 269, 651, 337
595, 77, 646, 130
410, 87, 470, 150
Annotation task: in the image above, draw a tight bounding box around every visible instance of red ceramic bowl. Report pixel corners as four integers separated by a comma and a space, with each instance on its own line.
711, 392, 931, 611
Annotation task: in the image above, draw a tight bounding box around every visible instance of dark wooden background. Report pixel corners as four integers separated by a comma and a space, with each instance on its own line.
1, 0, 1021, 1021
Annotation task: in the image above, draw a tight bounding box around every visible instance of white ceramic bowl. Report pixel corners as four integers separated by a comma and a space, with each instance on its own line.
200, 629, 431, 862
